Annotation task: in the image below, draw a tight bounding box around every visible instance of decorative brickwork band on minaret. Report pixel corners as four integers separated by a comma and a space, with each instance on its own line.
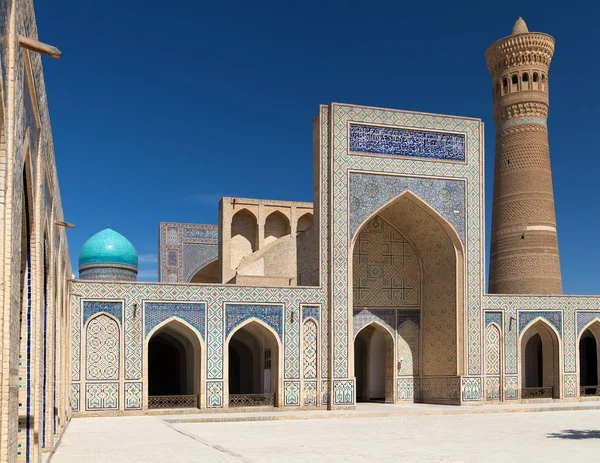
486, 18, 562, 294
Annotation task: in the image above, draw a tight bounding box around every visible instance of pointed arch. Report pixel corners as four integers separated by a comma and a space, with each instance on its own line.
350, 187, 466, 403
484, 322, 502, 401
297, 212, 314, 233
231, 208, 258, 269
398, 320, 419, 377
225, 318, 282, 407
519, 317, 562, 399
190, 259, 220, 284
145, 317, 204, 409
265, 210, 290, 245
578, 320, 600, 396
302, 318, 318, 380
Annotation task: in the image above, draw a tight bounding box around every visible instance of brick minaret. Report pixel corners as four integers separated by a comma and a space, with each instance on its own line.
486, 18, 562, 294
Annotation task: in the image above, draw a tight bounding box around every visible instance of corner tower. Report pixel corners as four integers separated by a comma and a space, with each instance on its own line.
486, 18, 562, 294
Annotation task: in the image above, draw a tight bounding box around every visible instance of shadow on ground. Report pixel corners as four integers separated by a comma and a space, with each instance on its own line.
547, 430, 600, 440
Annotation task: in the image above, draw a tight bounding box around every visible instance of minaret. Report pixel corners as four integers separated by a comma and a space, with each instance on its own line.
486, 18, 562, 294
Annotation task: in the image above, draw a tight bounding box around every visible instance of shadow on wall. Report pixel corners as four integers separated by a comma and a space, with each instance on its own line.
547, 430, 600, 440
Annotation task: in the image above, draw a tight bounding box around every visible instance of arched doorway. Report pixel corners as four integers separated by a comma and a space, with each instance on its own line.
579, 322, 600, 396
147, 320, 201, 409
520, 320, 560, 399
354, 323, 394, 402
227, 320, 280, 407
351, 191, 465, 404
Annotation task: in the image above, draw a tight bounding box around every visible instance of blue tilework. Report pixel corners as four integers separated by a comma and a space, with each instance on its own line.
397, 309, 421, 328
145, 302, 206, 338
79, 228, 138, 268
80, 266, 137, 281
518, 311, 562, 336
83, 301, 123, 325
501, 117, 546, 130
302, 305, 320, 322
349, 173, 466, 244
353, 309, 395, 338
349, 124, 465, 161
183, 225, 218, 240
225, 304, 283, 339
485, 312, 503, 328
577, 312, 600, 334
183, 242, 218, 282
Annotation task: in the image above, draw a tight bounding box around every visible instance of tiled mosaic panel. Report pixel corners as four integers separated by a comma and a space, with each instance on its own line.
144, 302, 206, 338
207, 381, 223, 408
505, 376, 518, 400
353, 217, 421, 307
303, 381, 317, 406
330, 104, 483, 380
86, 383, 119, 411
564, 374, 577, 398
349, 173, 466, 244
302, 305, 320, 322
485, 377, 501, 400
397, 321, 419, 376
71, 298, 81, 381
225, 304, 283, 339
321, 380, 330, 405
125, 383, 142, 410
207, 303, 224, 380
284, 381, 300, 406
285, 304, 300, 379
303, 320, 318, 379
353, 309, 395, 338
485, 324, 501, 376
485, 312, 503, 328
461, 377, 482, 401
397, 378, 417, 401
518, 311, 562, 336
183, 241, 218, 282
82, 301, 122, 324
349, 124, 465, 161
333, 379, 354, 405
577, 312, 600, 334
125, 300, 143, 380
85, 314, 120, 381
71, 384, 80, 412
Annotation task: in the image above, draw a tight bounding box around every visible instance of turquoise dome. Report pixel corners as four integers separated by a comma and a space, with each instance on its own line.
79, 227, 138, 269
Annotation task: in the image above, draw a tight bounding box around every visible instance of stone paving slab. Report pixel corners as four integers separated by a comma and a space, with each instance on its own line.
49, 404, 600, 463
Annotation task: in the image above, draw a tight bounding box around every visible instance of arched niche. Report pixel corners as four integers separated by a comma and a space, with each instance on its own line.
225, 319, 282, 407
519, 319, 561, 399
350, 190, 465, 404
297, 213, 314, 233
578, 321, 600, 396
265, 211, 290, 246
231, 209, 257, 269
190, 259, 220, 284
146, 319, 203, 409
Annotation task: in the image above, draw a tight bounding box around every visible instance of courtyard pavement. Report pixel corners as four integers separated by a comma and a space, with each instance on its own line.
50, 403, 600, 462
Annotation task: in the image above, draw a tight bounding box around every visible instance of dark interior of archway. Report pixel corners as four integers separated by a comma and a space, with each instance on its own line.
525, 333, 543, 388
354, 332, 367, 402
580, 334, 598, 387
228, 337, 255, 394
148, 333, 185, 396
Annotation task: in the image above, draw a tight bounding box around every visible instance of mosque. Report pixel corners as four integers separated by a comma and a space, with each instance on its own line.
1, 1, 600, 461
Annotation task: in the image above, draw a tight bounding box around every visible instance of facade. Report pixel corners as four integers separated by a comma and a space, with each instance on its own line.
2, 5, 600, 463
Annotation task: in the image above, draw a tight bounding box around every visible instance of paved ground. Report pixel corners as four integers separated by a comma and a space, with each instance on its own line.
50, 404, 600, 462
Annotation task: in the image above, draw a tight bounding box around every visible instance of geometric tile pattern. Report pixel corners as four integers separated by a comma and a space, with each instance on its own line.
397, 378, 417, 401
397, 321, 419, 376
225, 304, 283, 339
125, 300, 143, 381
71, 384, 80, 412
207, 381, 223, 408
330, 103, 484, 386
461, 377, 482, 401
518, 311, 562, 336
144, 302, 206, 338
505, 376, 518, 400
303, 381, 317, 406
484, 323, 501, 401
86, 383, 119, 411
124, 383, 142, 410
285, 305, 300, 380
303, 320, 318, 380
485, 312, 503, 328
349, 124, 465, 161
353, 309, 395, 338
83, 301, 122, 325
353, 217, 420, 307
302, 305, 320, 322
284, 381, 300, 406
577, 312, 600, 335
564, 374, 577, 398
349, 173, 466, 244
85, 315, 120, 381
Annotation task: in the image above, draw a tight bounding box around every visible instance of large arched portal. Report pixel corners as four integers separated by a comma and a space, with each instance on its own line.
351, 192, 465, 404
227, 320, 280, 407
354, 323, 394, 402
579, 323, 600, 396
147, 320, 201, 408
520, 320, 560, 399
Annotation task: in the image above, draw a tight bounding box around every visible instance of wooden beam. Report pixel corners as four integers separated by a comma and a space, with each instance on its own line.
18, 35, 61, 60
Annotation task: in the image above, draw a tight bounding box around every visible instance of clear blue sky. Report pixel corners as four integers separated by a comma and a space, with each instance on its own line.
35, 0, 599, 291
